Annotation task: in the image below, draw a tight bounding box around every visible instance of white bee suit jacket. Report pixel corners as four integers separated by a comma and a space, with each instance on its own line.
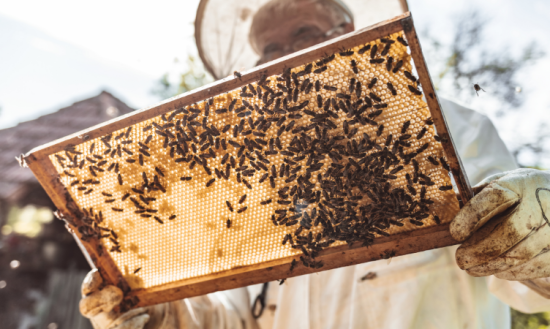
245, 98, 550, 329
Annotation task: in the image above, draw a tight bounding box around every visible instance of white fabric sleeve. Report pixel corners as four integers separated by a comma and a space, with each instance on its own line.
440, 99, 550, 313
439, 98, 518, 185
488, 277, 550, 314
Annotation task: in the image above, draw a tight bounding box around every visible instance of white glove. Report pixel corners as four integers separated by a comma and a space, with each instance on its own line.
450, 168, 550, 282
80, 269, 152, 329
80, 269, 256, 329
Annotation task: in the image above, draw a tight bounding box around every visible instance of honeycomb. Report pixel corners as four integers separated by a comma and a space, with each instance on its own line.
49, 31, 459, 290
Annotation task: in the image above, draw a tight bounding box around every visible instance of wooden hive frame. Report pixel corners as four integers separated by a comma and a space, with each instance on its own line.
24, 12, 473, 309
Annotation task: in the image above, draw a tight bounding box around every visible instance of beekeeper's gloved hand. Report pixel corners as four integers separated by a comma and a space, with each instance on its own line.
450, 169, 550, 293
80, 269, 255, 329
79, 269, 175, 329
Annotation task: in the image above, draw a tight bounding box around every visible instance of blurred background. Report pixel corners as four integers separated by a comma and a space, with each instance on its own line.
1, 0, 549, 328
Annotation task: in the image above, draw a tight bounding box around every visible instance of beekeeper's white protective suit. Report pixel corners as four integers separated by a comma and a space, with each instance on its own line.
80, 0, 550, 328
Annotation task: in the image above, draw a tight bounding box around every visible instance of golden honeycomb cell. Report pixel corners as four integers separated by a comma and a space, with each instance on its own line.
49, 31, 458, 290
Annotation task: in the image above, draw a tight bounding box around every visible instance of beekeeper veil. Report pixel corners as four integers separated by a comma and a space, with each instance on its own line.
195, 0, 409, 80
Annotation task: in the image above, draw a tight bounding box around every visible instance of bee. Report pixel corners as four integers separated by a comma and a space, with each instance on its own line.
386, 82, 397, 96
117, 174, 123, 185
370, 58, 385, 64
355, 81, 362, 98
368, 77, 377, 89
439, 185, 453, 191
206, 178, 215, 187
404, 71, 417, 82
386, 56, 393, 72
104, 199, 116, 203
234, 71, 242, 79
392, 60, 403, 73
180, 176, 192, 181
440, 157, 450, 171
370, 44, 378, 59
134, 267, 141, 274
358, 44, 371, 55
473, 83, 485, 96
121, 193, 130, 201
397, 36, 408, 46
360, 272, 377, 281
154, 216, 164, 224
323, 85, 337, 92
227, 219, 232, 228
169, 215, 176, 220
317, 94, 323, 108
406, 173, 413, 185
243, 179, 252, 189
339, 49, 354, 56
314, 66, 327, 74
425, 117, 434, 125
239, 194, 247, 204
433, 215, 441, 225
408, 85, 422, 96
410, 219, 424, 226
381, 42, 392, 56
226, 201, 234, 212
416, 143, 429, 153
427, 156, 439, 166
369, 92, 381, 103
315, 80, 321, 91
376, 124, 384, 136
279, 279, 286, 285
407, 184, 417, 195
112, 207, 124, 212
416, 127, 427, 139
237, 206, 248, 213
350, 60, 358, 74
83, 189, 93, 195
401, 120, 410, 134
290, 259, 297, 272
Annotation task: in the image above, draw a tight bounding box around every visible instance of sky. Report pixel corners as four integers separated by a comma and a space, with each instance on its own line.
1, 0, 549, 164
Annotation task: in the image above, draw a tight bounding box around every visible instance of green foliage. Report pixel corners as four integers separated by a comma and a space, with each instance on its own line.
512, 308, 550, 329
151, 55, 212, 100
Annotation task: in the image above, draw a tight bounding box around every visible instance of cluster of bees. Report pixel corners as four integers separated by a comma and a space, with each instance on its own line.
51, 31, 455, 279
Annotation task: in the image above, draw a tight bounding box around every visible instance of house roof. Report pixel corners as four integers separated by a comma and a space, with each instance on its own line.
0, 91, 134, 203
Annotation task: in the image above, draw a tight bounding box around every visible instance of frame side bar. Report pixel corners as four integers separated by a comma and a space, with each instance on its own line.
25, 154, 130, 292
401, 16, 474, 204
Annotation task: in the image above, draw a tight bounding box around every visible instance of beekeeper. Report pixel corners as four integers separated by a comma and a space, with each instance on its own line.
79, 0, 550, 328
